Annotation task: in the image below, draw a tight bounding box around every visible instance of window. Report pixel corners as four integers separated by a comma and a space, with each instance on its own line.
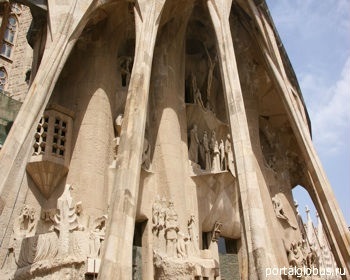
1, 15, 17, 59
0, 68, 7, 91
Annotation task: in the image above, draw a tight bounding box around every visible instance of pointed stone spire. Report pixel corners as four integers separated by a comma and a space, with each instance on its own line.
294, 200, 300, 216
316, 212, 325, 248
305, 205, 314, 245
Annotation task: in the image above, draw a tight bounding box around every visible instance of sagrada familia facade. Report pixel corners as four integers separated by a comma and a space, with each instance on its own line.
0, 0, 349, 279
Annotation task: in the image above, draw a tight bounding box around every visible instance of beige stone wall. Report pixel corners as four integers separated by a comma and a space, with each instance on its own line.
0, 4, 32, 101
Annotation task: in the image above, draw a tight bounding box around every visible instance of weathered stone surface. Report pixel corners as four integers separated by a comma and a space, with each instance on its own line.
0, 0, 348, 279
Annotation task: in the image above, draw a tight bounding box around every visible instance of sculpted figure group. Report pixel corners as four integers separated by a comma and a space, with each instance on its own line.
287, 240, 318, 279
189, 126, 235, 174
152, 197, 199, 259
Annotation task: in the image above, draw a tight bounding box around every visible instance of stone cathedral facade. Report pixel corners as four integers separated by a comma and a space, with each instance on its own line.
0, 0, 349, 279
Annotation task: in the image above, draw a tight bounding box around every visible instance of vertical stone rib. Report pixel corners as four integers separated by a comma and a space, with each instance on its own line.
206, 1, 280, 279
98, 1, 165, 279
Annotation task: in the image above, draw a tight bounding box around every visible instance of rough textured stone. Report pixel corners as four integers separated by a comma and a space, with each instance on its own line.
0, 0, 349, 279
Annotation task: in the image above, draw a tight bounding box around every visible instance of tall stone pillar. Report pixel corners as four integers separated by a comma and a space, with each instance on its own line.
263, 41, 350, 275
245, 2, 350, 274
207, 1, 280, 279
98, 1, 166, 279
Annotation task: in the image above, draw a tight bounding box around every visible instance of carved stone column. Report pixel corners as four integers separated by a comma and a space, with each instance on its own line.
207, 1, 280, 279
98, 1, 166, 279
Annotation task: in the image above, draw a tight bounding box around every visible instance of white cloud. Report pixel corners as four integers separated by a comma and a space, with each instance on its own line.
305, 56, 350, 155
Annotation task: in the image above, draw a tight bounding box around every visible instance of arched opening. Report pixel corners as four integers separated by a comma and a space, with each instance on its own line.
292, 185, 340, 274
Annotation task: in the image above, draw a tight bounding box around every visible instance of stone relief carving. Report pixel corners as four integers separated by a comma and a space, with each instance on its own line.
52, 184, 84, 256
225, 134, 235, 175
187, 214, 199, 256
152, 198, 219, 279
191, 75, 205, 109
164, 201, 179, 258
287, 240, 319, 279
89, 215, 107, 258
210, 131, 220, 172
272, 194, 297, 230
188, 128, 236, 176
18, 232, 58, 268
13, 205, 37, 239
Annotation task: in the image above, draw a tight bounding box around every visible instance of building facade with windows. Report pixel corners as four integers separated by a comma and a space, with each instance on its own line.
0, 1, 32, 146
0, 1, 32, 101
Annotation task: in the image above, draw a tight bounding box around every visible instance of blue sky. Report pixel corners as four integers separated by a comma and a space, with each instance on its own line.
265, 0, 350, 225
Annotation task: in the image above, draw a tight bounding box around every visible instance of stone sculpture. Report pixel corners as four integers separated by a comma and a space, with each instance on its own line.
202, 131, 211, 171
272, 194, 297, 230
188, 125, 200, 163
192, 75, 205, 109
13, 205, 36, 239
165, 201, 179, 258
89, 215, 107, 258
210, 131, 220, 172
188, 214, 200, 256
225, 134, 235, 175
52, 184, 84, 256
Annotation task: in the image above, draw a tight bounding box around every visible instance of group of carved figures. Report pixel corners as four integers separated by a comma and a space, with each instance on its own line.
152, 197, 200, 259
189, 125, 234, 173
287, 240, 318, 276
5, 184, 107, 274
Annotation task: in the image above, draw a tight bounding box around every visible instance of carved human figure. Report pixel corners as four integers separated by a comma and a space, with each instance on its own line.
158, 197, 167, 231
188, 214, 199, 256
205, 101, 215, 115
13, 205, 36, 239
306, 245, 318, 268
152, 196, 160, 228
165, 201, 179, 257
219, 139, 226, 170
89, 215, 107, 258
202, 131, 211, 171
272, 194, 297, 229
188, 125, 200, 163
176, 232, 189, 259
210, 131, 220, 172
192, 75, 204, 108
225, 134, 235, 173
288, 241, 305, 270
